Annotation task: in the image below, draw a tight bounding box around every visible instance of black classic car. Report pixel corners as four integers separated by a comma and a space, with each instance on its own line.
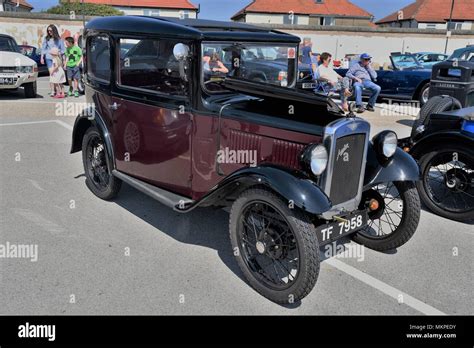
71, 16, 421, 303
400, 96, 473, 222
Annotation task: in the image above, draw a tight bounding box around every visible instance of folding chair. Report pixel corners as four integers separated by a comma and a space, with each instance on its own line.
311, 66, 336, 96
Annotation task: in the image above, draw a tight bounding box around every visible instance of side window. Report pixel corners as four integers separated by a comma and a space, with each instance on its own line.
87, 35, 111, 82
118, 38, 189, 97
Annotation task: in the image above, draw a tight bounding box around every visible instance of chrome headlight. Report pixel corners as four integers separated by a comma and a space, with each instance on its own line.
16, 66, 33, 74
301, 144, 328, 176
373, 131, 398, 158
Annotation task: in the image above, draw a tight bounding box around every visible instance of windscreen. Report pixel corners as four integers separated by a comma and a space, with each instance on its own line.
202, 42, 297, 93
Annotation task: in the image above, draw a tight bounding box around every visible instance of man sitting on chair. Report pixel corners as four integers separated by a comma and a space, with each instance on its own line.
316, 52, 352, 112
346, 53, 381, 113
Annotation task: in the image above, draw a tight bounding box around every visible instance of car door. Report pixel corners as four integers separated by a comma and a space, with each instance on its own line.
111, 37, 193, 197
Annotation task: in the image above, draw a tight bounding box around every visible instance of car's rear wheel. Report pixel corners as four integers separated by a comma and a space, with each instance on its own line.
352, 181, 420, 251
24, 81, 37, 98
229, 188, 319, 304
82, 127, 121, 200
417, 145, 474, 222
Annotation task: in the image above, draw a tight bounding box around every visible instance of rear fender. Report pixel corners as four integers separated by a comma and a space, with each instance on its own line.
70, 107, 115, 170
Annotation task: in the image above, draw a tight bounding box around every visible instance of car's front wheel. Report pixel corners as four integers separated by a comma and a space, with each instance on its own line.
352, 181, 420, 251
418, 83, 430, 106
24, 81, 37, 98
229, 188, 320, 304
82, 127, 122, 200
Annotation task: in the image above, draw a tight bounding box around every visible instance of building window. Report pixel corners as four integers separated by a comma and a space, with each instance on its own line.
180, 10, 190, 19
321, 17, 335, 26
426, 23, 437, 29
144, 9, 160, 17
447, 22, 463, 30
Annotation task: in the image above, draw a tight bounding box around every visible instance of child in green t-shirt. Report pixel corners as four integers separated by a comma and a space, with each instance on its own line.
64, 37, 83, 98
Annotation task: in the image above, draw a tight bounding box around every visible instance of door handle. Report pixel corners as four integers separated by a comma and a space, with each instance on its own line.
108, 102, 121, 111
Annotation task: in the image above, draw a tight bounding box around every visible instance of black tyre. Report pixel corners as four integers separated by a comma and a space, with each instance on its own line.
229, 188, 320, 304
82, 127, 122, 200
352, 181, 420, 251
78, 74, 85, 95
418, 83, 430, 106
416, 144, 474, 222
411, 96, 462, 138
24, 81, 37, 98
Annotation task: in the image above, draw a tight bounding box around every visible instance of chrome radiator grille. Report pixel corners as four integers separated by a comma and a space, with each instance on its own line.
320, 118, 371, 214
330, 134, 366, 205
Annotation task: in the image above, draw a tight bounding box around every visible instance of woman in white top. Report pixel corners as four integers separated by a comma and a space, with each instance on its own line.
316, 52, 352, 112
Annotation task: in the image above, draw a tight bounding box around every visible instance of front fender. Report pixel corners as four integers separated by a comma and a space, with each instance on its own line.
364, 146, 420, 189
183, 165, 332, 215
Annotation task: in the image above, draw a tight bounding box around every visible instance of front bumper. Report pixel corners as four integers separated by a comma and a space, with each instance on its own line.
0, 72, 37, 90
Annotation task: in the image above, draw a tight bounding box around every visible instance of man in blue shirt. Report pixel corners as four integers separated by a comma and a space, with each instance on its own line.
347, 53, 381, 113
300, 38, 313, 65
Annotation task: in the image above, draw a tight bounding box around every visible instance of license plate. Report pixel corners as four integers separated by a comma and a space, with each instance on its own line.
302, 82, 316, 89
316, 211, 368, 245
0, 77, 16, 85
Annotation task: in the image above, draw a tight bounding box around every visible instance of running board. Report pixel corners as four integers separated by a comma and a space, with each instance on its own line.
112, 170, 194, 211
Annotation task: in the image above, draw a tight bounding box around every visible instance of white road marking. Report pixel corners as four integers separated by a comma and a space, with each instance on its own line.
0, 119, 73, 130
27, 179, 45, 192
14, 208, 64, 235
325, 257, 446, 315
54, 120, 73, 131
0, 120, 57, 127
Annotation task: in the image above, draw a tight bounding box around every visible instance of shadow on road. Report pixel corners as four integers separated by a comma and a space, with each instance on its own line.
396, 119, 415, 127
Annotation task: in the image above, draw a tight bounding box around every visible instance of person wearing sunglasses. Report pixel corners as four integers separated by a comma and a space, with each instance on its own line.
40, 24, 65, 97
346, 53, 381, 113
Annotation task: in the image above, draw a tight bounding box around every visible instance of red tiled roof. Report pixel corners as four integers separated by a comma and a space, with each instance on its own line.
376, 0, 474, 24
232, 0, 373, 20
82, 0, 198, 10
7, 0, 33, 9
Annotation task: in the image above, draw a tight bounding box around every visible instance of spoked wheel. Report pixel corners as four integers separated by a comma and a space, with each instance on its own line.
417, 145, 474, 222
352, 181, 420, 251
82, 127, 121, 200
230, 188, 319, 304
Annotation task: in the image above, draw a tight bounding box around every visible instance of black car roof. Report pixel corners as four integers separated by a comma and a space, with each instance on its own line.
85, 16, 301, 43
0, 34, 15, 40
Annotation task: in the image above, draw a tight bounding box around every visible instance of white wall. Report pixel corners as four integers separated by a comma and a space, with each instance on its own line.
415, 22, 472, 30
115, 6, 197, 18
288, 29, 474, 66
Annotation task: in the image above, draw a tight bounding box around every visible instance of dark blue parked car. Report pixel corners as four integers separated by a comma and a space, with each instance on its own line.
336, 53, 432, 105
19, 45, 48, 76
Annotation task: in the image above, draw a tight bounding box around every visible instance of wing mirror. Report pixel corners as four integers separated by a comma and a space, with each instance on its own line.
173, 43, 190, 61
173, 43, 190, 82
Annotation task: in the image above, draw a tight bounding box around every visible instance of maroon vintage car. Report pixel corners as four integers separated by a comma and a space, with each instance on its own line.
71, 16, 421, 304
